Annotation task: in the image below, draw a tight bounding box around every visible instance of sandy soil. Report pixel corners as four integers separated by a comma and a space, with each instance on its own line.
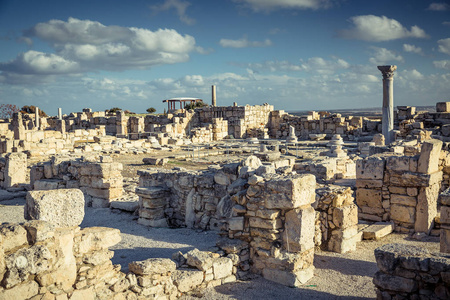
0, 196, 440, 300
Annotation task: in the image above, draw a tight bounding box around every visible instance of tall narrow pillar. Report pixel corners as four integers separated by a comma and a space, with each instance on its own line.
377, 65, 397, 145
212, 85, 217, 107
58, 108, 62, 120
35, 107, 40, 129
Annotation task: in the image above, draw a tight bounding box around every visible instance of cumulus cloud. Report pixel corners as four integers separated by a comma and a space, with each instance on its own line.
403, 44, 424, 55
368, 47, 404, 64
219, 36, 272, 48
233, 0, 333, 12
1, 18, 198, 81
150, 0, 195, 25
438, 38, 450, 55
337, 15, 428, 42
434, 60, 450, 70
427, 3, 450, 11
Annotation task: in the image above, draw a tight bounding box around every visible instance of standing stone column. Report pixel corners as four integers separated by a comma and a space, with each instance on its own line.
377, 65, 397, 145
58, 108, 62, 120
35, 107, 40, 129
212, 85, 217, 107
12, 112, 25, 140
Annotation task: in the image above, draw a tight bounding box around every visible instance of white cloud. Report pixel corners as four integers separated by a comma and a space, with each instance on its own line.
438, 38, 450, 55
0, 50, 80, 75
444, 21, 450, 26
219, 36, 272, 48
369, 47, 404, 64
434, 60, 450, 70
400, 69, 424, 80
233, 0, 333, 12
2, 18, 198, 81
403, 44, 424, 55
182, 75, 204, 86
338, 15, 428, 42
301, 57, 350, 74
150, 0, 195, 25
427, 3, 450, 11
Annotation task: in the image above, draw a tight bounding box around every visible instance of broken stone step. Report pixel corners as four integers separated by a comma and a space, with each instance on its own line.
363, 222, 394, 240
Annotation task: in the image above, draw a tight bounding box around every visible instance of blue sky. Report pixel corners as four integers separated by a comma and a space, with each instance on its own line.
0, 0, 449, 115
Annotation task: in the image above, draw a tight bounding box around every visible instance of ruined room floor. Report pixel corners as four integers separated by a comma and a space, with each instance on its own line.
0, 196, 440, 300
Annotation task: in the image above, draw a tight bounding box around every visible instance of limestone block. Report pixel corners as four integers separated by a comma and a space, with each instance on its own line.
129, 258, 176, 275
440, 228, 450, 253
86, 187, 122, 199
373, 271, 417, 293
328, 230, 359, 253
390, 194, 416, 207
356, 157, 385, 180
440, 188, 450, 206
22, 220, 55, 244
389, 171, 442, 187
79, 162, 123, 177
264, 174, 316, 209
441, 206, 450, 225
283, 206, 315, 252
213, 257, 233, 279
228, 217, 244, 231
249, 217, 282, 230
363, 222, 394, 240
418, 140, 443, 174
186, 249, 214, 271
89, 177, 123, 189
436, 102, 450, 113
390, 204, 415, 224
74, 227, 121, 254
0, 223, 28, 252
140, 196, 166, 209
172, 269, 204, 292
262, 266, 314, 287
356, 189, 382, 208
333, 204, 358, 229
386, 156, 411, 172
415, 184, 439, 233
139, 207, 165, 220
25, 189, 85, 227
4, 152, 27, 188
0, 281, 39, 300
355, 179, 383, 189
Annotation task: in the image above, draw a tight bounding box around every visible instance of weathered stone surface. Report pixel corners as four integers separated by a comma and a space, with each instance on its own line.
172, 269, 204, 292
0, 280, 39, 300
25, 189, 85, 227
137, 217, 168, 227
264, 174, 316, 209
213, 257, 233, 279
441, 228, 450, 253
283, 206, 315, 252
74, 227, 121, 254
363, 222, 393, 240
374, 243, 429, 273
228, 217, 244, 231
186, 249, 214, 271
262, 266, 314, 287
386, 156, 411, 172
249, 217, 282, 230
417, 139, 442, 174
390, 204, 415, 224
415, 184, 439, 233
356, 189, 382, 208
22, 220, 55, 243
389, 171, 442, 187
390, 194, 416, 207
0, 223, 28, 252
333, 204, 358, 229
4, 152, 27, 188
129, 258, 176, 275
373, 271, 417, 293
356, 157, 385, 180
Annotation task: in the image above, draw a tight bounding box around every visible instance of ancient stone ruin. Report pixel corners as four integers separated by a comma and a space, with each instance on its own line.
1, 90, 450, 298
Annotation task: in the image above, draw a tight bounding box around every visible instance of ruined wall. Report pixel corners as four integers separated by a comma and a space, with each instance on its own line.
0, 152, 28, 188
356, 140, 443, 233
373, 243, 450, 300
0, 221, 238, 299
30, 155, 123, 208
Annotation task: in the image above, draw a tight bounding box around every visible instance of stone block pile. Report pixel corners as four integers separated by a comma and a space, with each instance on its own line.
0, 220, 238, 299
315, 185, 360, 253
356, 140, 443, 233
30, 155, 123, 208
439, 188, 450, 253
373, 243, 450, 299
221, 169, 317, 286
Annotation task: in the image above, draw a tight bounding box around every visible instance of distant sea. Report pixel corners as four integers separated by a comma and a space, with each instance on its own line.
288, 106, 435, 118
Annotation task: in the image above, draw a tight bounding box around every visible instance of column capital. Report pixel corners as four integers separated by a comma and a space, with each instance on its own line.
377, 65, 397, 79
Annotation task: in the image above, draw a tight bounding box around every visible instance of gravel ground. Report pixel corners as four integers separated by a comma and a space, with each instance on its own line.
0, 195, 441, 300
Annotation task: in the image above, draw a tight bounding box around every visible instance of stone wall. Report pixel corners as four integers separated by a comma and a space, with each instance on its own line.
30, 155, 123, 208
0, 152, 27, 189
356, 140, 443, 233
373, 243, 450, 299
0, 221, 238, 299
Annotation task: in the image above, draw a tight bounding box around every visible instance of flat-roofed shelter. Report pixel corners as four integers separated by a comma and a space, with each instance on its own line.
163, 97, 203, 111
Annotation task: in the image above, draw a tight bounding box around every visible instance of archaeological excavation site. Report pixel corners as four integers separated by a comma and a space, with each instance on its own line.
1, 68, 450, 299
